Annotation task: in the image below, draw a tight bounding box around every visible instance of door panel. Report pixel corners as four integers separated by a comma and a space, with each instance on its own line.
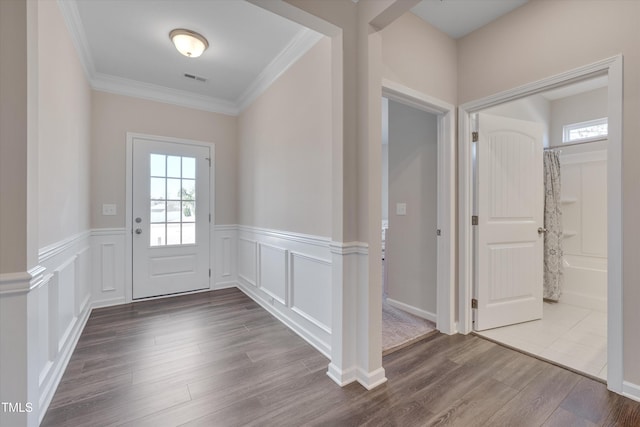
475, 113, 544, 330
132, 137, 210, 299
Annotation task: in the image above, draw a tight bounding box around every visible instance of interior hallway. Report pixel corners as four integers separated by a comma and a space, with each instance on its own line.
42, 288, 639, 426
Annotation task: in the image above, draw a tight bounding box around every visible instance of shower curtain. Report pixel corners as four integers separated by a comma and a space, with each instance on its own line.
543, 151, 564, 301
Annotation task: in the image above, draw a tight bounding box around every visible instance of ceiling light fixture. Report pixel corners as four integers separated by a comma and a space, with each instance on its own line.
170, 29, 209, 58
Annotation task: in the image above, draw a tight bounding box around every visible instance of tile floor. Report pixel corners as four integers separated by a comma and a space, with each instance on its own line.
476, 301, 607, 380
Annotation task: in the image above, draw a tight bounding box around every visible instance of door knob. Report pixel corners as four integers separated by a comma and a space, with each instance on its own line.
538, 227, 547, 235
135, 228, 142, 235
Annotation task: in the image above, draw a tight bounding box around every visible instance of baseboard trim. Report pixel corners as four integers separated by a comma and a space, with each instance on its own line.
326, 363, 356, 387
213, 281, 237, 290
38, 300, 92, 424
622, 381, 640, 403
561, 290, 606, 313
237, 281, 330, 358
386, 298, 437, 323
356, 367, 387, 390
91, 296, 127, 309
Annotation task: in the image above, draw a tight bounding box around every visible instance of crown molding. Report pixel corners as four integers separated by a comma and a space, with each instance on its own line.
57, 0, 96, 80
92, 73, 239, 115
56, 0, 322, 116
236, 28, 324, 112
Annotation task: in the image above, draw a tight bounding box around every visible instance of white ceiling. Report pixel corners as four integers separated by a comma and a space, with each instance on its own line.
59, 0, 532, 116
59, 0, 322, 115
411, 0, 529, 39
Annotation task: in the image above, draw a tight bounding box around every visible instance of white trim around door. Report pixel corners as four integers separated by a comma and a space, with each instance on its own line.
382, 79, 456, 335
125, 133, 216, 303
458, 55, 624, 393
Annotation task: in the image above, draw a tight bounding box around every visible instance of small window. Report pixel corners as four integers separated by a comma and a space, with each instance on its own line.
563, 118, 608, 143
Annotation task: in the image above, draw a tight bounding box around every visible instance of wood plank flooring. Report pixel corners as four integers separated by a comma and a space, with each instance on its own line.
41, 288, 640, 426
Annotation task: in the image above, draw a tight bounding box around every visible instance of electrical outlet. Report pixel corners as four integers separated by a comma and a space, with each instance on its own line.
102, 204, 117, 216
396, 203, 407, 216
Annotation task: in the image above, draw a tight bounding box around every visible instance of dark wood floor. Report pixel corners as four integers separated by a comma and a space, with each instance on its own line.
42, 288, 640, 427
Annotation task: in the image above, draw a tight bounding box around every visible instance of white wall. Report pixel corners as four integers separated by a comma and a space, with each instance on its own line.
37, 1, 91, 249
35, 2, 94, 422
381, 12, 457, 107
234, 36, 334, 358
386, 100, 438, 318
381, 144, 389, 222
550, 87, 608, 147
90, 91, 238, 229
238, 37, 332, 237
382, 98, 389, 222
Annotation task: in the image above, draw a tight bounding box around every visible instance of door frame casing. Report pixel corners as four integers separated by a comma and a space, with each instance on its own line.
125, 132, 216, 303
458, 56, 623, 392
382, 79, 456, 334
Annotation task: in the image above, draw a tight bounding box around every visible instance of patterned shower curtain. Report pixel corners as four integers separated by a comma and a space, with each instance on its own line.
543, 151, 564, 301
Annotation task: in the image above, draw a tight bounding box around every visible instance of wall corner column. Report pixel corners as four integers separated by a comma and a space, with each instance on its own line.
0, 0, 41, 424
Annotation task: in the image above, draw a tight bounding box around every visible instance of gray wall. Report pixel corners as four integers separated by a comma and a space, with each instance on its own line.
386, 100, 438, 315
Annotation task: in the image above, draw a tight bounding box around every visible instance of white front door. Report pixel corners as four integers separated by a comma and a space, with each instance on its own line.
475, 113, 544, 331
132, 137, 211, 299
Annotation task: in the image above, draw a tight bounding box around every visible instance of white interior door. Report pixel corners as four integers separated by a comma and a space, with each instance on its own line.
475, 113, 544, 331
132, 137, 210, 299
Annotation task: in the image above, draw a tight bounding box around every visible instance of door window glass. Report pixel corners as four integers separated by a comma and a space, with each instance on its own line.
149, 154, 197, 246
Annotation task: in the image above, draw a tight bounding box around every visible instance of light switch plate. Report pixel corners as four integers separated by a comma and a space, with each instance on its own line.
102, 204, 117, 216
396, 203, 407, 216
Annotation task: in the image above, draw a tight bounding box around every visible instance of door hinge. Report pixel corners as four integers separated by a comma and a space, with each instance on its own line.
472, 215, 478, 226
209, 213, 211, 223
472, 131, 479, 142
209, 269, 211, 278
471, 298, 478, 309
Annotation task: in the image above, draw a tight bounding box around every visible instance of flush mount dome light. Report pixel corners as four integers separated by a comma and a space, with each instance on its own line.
170, 29, 209, 58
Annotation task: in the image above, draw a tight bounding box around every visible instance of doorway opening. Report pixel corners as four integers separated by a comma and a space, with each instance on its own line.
472, 76, 609, 380
126, 133, 214, 301
379, 81, 456, 355
459, 56, 623, 393
381, 96, 438, 354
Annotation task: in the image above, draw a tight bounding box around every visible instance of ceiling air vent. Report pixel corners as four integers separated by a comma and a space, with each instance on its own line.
184, 73, 207, 83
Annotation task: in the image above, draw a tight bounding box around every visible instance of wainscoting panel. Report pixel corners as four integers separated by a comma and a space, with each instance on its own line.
236, 226, 332, 357
55, 256, 76, 351
75, 247, 91, 315
36, 231, 92, 422
238, 237, 257, 287
91, 228, 126, 308
214, 225, 237, 289
290, 252, 331, 333
100, 243, 116, 292
258, 243, 288, 304
37, 275, 53, 387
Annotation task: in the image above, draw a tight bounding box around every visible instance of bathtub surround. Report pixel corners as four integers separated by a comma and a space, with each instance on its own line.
560, 148, 608, 312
